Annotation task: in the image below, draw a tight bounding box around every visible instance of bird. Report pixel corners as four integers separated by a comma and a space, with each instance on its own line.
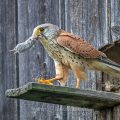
13, 23, 120, 88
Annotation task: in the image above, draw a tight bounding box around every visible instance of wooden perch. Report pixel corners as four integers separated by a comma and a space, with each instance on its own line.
5, 82, 120, 110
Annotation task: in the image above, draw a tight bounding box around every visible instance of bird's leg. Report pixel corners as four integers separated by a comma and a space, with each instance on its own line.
70, 63, 87, 88
36, 61, 68, 85
58, 64, 68, 86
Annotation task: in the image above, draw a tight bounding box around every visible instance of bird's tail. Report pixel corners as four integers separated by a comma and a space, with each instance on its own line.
88, 58, 120, 78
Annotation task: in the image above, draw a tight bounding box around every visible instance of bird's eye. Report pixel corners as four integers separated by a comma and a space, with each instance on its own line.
40, 27, 44, 32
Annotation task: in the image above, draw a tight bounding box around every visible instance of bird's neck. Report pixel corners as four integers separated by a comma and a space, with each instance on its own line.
38, 37, 48, 47
43, 29, 59, 40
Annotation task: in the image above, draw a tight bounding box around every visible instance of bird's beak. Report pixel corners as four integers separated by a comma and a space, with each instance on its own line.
31, 29, 41, 39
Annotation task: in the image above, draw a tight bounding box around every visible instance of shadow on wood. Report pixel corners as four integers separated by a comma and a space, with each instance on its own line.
99, 39, 120, 64
5, 82, 120, 110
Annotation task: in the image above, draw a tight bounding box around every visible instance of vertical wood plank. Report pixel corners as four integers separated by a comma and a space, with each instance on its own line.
64, 0, 103, 119
18, 0, 64, 120
1, 0, 119, 120
97, 0, 120, 120
0, 0, 18, 120
97, 0, 113, 119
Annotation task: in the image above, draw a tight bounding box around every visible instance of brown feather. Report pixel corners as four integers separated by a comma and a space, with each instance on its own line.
57, 30, 106, 58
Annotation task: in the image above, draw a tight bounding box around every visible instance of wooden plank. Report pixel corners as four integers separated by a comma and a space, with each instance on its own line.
5, 82, 120, 110
0, 0, 18, 120
65, 0, 101, 119
0, 0, 120, 120
97, 0, 120, 120
18, 0, 63, 120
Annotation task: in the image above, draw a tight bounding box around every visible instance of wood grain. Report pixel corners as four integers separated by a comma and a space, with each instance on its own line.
0, 0, 120, 120
5, 82, 120, 110
18, 0, 63, 120
0, 0, 18, 120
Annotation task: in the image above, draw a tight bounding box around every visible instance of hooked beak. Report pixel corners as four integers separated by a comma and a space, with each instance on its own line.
32, 31, 46, 40
32, 29, 41, 39
31, 27, 47, 40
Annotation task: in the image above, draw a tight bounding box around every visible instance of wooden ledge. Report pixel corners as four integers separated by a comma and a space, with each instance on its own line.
5, 82, 120, 110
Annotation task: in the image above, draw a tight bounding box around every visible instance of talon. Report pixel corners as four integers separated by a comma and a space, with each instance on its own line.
35, 78, 54, 85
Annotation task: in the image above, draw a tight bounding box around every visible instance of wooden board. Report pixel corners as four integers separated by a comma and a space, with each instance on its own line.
0, 0, 18, 120
0, 0, 120, 120
6, 82, 120, 110
17, 0, 63, 119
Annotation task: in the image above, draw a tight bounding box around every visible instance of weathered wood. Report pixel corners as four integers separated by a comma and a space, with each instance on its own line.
97, 0, 120, 120
99, 39, 120, 92
65, 0, 101, 119
18, 0, 63, 120
0, 0, 120, 120
5, 82, 120, 110
0, 0, 18, 120
99, 39, 120, 64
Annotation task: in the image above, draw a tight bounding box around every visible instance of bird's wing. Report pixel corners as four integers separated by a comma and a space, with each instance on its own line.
57, 30, 106, 58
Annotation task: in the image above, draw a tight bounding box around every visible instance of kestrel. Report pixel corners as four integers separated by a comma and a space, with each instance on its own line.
13, 23, 120, 88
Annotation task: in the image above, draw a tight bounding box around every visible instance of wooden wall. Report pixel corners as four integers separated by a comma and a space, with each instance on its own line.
0, 0, 120, 120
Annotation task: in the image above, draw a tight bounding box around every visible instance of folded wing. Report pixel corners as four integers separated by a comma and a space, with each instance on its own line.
57, 30, 106, 58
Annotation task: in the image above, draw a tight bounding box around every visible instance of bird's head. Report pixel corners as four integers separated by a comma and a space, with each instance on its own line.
32, 23, 60, 40
11, 23, 60, 54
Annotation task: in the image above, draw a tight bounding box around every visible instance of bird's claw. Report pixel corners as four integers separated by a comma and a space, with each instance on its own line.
35, 78, 54, 85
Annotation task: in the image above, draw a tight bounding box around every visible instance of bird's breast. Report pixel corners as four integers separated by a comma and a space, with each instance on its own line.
61, 49, 88, 69
42, 39, 63, 60
42, 39, 88, 69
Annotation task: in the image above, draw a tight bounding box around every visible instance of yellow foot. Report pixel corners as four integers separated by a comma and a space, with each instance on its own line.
35, 78, 54, 85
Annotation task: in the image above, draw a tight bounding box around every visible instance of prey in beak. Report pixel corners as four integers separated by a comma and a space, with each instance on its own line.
9, 26, 44, 54
9, 36, 37, 54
